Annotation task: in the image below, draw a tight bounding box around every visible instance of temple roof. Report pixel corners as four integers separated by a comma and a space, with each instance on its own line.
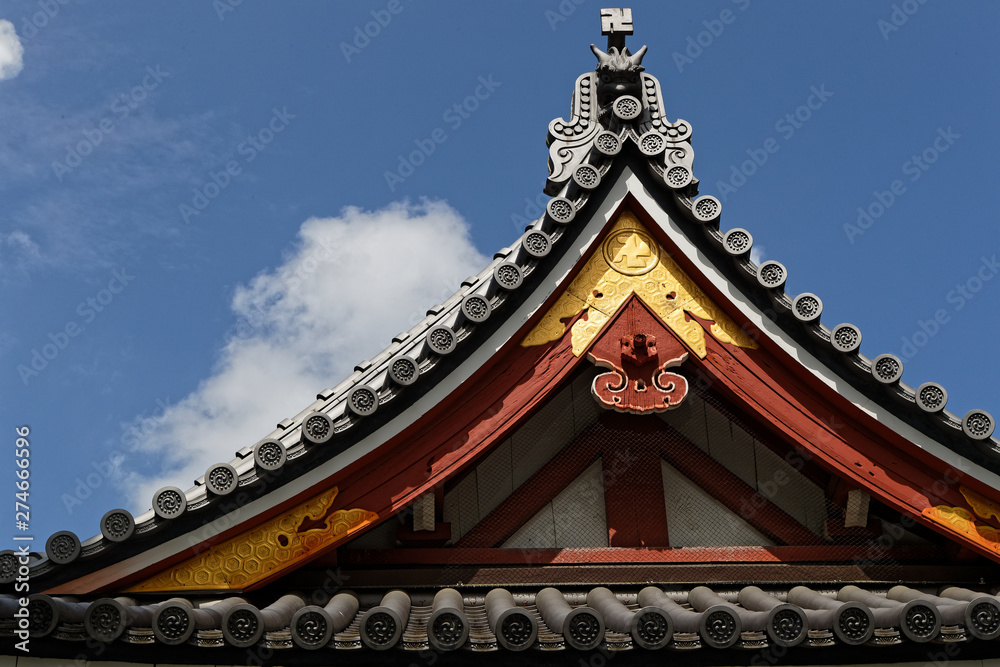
3, 9, 1000, 661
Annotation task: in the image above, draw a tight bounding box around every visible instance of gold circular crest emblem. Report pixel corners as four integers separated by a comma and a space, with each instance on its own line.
602, 229, 659, 276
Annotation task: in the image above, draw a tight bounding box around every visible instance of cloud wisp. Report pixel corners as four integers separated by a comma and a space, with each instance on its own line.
0, 20, 24, 81
119, 200, 490, 510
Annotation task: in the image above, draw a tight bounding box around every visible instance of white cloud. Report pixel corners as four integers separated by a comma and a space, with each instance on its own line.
120, 200, 490, 510
0, 20, 24, 81
749, 243, 766, 266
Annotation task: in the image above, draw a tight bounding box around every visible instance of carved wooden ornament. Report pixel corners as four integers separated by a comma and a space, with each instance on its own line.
588, 296, 689, 414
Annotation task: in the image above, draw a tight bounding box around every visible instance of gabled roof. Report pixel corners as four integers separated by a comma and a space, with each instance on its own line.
3, 3, 999, 602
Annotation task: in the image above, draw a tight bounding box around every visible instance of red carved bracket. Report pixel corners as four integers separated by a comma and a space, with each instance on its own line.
587, 297, 689, 414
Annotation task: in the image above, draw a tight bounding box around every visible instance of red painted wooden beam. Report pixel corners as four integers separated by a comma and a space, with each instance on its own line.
338, 545, 942, 566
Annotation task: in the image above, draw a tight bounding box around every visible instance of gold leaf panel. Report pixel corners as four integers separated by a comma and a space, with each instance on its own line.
522, 210, 757, 357
126, 487, 378, 593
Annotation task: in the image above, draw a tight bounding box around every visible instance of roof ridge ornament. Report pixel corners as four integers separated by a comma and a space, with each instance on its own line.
545, 8, 702, 212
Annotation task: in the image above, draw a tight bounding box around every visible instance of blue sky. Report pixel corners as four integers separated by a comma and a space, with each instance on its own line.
2, 1, 998, 548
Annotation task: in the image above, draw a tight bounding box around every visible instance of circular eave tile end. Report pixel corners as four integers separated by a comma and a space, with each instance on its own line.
205, 462, 239, 496
830, 323, 862, 353
692, 195, 721, 223
301, 411, 335, 445
792, 293, 823, 323
915, 382, 948, 413
101, 509, 135, 543
963, 410, 995, 440
722, 228, 753, 256
45, 530, 81, 565
253, 438, 287, 471
756, 260, 787, 290
871, 353, 904, 384
347, 385, 379, 417
389, 355, 420, 386
153, 486, 188, 519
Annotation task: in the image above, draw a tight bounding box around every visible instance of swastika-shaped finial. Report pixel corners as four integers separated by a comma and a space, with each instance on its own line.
600, 8, 633, 51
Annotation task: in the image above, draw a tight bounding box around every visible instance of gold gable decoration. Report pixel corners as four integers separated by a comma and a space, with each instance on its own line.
126, 487, 377, 593
521, 210, 757, 357
924, 505, 1000, 554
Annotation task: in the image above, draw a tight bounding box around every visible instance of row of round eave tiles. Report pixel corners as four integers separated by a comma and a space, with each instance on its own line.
24, 199, 583, 569
720, 228, 995, 442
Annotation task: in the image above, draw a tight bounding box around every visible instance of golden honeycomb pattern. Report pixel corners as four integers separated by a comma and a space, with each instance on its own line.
126, 487, 377, 592
522, 210, 757, 358
923, 505, 1000, 555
